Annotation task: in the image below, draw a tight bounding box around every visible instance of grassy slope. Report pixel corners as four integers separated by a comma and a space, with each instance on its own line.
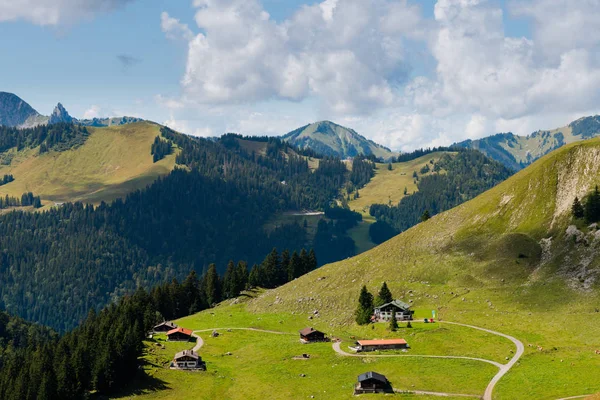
122, 141, 600, 400
0, 122, 176, 204
346, 152, 449, 253
247, 138, 600, 399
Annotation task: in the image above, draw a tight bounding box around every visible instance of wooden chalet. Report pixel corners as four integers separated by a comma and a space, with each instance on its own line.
153, 321, 177, 332
171, 350, 205, 370
374, 299, 414, 322
166, 327, 194, 342
354, 371, 392, 394
356, 338, 408, 352
299, 327, 327, 343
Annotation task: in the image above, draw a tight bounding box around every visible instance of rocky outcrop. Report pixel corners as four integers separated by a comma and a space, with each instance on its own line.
0, 92, 44, 127
49, 103, 73, 124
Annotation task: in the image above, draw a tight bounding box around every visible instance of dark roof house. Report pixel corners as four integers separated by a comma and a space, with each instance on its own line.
354, 371, 392, 394
299, 327, 327, 343
374, 299, 414, 321
153, 321, 177, 332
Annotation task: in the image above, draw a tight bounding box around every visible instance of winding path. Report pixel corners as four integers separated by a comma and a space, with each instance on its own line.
332, 341, 502, 368
186, 322, 525, 400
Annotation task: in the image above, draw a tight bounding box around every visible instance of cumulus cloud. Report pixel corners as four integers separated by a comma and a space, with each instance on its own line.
167, 0, 425, 115
160, 12, 194, 41
0, 0, 134, 26
83, 105, 102, 119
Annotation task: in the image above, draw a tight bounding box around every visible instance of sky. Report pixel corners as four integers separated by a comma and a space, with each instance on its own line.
1, 0, 600, 151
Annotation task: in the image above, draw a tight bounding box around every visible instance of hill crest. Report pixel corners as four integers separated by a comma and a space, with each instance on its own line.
282, 120, 397, 160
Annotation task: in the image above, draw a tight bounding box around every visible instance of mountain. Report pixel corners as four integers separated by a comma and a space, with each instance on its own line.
48, 102, 73, 124
0, 92, 48, 128
254, 136, 600, 317
282, 120, 398, 160
0, 91, 142, 128
455, 115, 600, 170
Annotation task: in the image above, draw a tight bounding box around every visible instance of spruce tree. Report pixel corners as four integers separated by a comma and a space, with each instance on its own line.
355, 285, 374, 325
389, 311, 398, 331
288, 251, 301, 282
585, 186, 600, 223
248, 264, 260, 288
222, 261, 236, 299
375, 281, 393, 307
308, 249, 318, 271
420, 210, 431, 222
262, 248, 280, 288
204, 263, 221, 306
299, 248, 309, 275
281, 249, 290, 281
572, 196, 584, 219
235, 261, 248, 293
387, 163, 392, 171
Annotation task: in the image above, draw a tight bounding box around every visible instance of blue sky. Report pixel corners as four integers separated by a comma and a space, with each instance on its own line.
1, 0, 599, 151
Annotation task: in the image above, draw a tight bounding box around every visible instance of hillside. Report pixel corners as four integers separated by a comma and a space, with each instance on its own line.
283, 120, 397, 160
0, 122, 177, 204
0, 92, 48, 128
456, 115, 600, 170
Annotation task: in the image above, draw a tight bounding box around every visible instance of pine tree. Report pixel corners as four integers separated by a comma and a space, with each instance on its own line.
375, 281, 393, 307
204, 264, 221, 306
389, 311, 398, 331
288, 251, 301, 281
355, 285, 374, 325
299, 248, 309, 275
585, 186, 600, 223
222, 261, 236, 299
572, 196, 584, 219
248, 264, 261, 288
262, 248, 280, 288
420, 210, 431, 222
308, 249, 318, 271
387, 163, 392, 171
235, 261, 248, 293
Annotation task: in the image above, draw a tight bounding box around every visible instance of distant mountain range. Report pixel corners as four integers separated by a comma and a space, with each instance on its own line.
454, 115, 600, 170
0, 91, 142, 128
282, 120, 398, 160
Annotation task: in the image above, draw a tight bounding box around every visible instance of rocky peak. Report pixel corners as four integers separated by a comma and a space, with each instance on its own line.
49, 102, 73, 124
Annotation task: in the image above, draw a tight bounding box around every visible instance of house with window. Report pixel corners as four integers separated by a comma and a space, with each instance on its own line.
374, 299, 414, 321
354, 371, 392, 394
167, 327, 194, 342
299, 327, 327, 343
171, 350, 205, 370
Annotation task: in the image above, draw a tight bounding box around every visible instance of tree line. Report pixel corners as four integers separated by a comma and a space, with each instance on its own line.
0, 192, 41, 209
0, 123, 88, 154
572, 186, 600, 223
151, 135, 173, 162
0, 174, 14, 186
369, 150, 512, 242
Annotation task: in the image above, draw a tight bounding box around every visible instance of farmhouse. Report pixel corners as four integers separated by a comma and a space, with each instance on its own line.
356, 338, 408, 352
374, 299, 414, 321
354, 371, 392, 394
299, 327, 327, 343
153, 321, 177, 332
171, 350, 205, 370
167, 327, 193, 342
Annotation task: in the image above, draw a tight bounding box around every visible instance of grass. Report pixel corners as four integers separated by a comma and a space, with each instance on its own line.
120, 301, 501, 400
0, 122, 176, 205
345, 152, 451, 252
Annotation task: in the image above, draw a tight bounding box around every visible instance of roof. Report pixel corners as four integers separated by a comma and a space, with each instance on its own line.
299, 327, 323, 336
174, 350, 199, 360
154, 321, 177, 329
374, 299, 411, 311
357, 338, 407, 346
358, 371, 387, 383
167, 327, 193, 336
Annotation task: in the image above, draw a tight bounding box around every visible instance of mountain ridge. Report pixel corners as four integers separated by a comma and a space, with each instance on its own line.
455, 115, 600, 170
282, 120, 398, 160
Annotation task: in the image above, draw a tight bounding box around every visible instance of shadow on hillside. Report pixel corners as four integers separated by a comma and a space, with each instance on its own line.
94, 363, 170, 399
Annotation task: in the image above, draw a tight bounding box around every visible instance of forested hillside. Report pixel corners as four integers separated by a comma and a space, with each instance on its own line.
0, 126, 349, 331
369, 150, 512, 241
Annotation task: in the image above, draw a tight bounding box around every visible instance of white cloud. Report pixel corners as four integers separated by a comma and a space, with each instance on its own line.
83, 105, 102, 119
0, 0, 134, 26
167, 0, 424, 115
159, 0, 600, 151
160, 12, 194, 41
